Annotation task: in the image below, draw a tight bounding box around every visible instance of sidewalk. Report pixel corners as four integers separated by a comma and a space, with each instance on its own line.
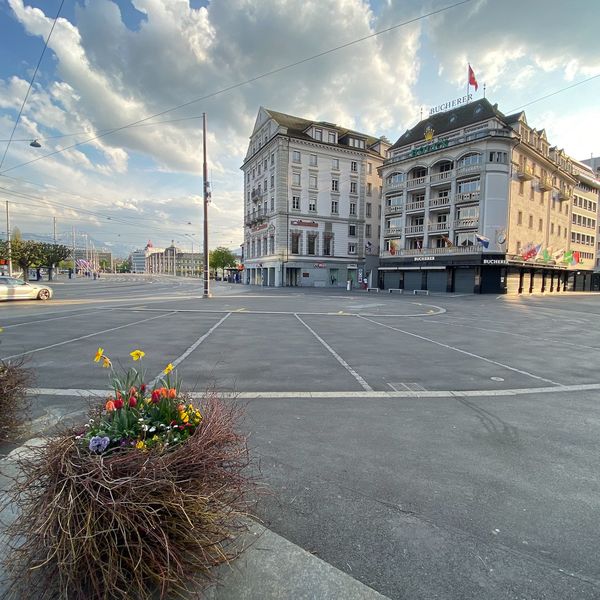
0, 439, 388, 600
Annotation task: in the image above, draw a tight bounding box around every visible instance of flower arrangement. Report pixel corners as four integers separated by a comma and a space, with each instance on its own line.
83, 348, 202, 453
2, 347, 252, 600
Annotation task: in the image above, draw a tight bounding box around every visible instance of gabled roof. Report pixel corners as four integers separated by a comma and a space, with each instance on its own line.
390, 98, 510, 151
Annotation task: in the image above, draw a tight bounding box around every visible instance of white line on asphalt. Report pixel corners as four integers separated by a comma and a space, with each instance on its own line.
148, 312, 232, 387
0, 308, 109, 329
357, 315, 563, 387
294, 313, 373, 391
26, 381, 600, 399
1, 312, 174, 361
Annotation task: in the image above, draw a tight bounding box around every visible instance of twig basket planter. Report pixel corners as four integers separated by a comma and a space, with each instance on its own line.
2, 392, 251, 600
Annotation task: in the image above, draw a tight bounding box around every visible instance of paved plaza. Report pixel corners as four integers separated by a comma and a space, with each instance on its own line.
1, 275, 600, 599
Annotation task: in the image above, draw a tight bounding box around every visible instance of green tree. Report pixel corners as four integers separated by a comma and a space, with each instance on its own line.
8, 239, 44, 281
209, 247, 236, 280
116, 258, 131, 273
38, 243, 71, 280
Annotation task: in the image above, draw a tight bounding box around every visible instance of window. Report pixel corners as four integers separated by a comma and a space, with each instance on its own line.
348, 243, 356, 254
528, 215, 533, 229
349, 224, 356, 237
457, 178, 480, 194
323, 233, 333, 255
292, 151, 301, 163
247, 173, 250, 183
368, 162, 372, 174
366, 202, 372, 218
328, 132, 336, 144
269, 236, 275, 254
489, 151, 507, 163
365, 224, 372, 237
331, 200, 338, 214
538, 218, 543, 232
551, 222, 554, 234
292, 172, 301, 186
257, 164, 261, 176
351, 161, 358, 172
458, 153, 481, 167
332, 158, 339, 170
455, 232, 476, 246
309, 154, 318, 167
530, 185, 534, 200
518, 211, 523, 225
349, 202, 356, 216
270, 197, 275, 211
270, 175, 274, 189
263, 158, 267, 170
291, 232, 300, 254
292, 196, 300, 210
367, 183, 372, 196
350, 182, 357, 194
309, 198, 316, 212
331, 179, 339, 192
558, 225, 561, 236
270, 153, 274, 166
519, 181, 524, 195
314, 128, 322, 141
264, 178, 267, 191
309, 175, 318, 189
307, 234, 317, 255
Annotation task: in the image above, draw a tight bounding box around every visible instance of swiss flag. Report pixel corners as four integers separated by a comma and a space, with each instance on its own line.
468, 65, 478, 91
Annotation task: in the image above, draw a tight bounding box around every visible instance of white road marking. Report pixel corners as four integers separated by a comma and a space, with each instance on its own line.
294, 313, 373, 391
346, 303, 386, 310
0, 308, 107, 329
148, 312, 232, 387
358, 315, 563, 387
27, 381, 600, 399
1, 312, 173, 361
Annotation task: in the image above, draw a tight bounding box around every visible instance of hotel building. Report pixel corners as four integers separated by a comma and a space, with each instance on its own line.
379, 99, 599, 293
241, 108, 389, 287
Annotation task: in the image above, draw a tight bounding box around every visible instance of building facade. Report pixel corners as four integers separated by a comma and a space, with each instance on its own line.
379, 99, 598, 294
145, 243, 202, 277
241, 107, 389, 287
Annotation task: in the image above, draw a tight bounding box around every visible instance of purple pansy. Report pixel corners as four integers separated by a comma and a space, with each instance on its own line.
89, 436, 111, 453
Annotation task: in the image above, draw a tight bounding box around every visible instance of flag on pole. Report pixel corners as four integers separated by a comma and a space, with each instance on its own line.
441, 235, 453, 248
475, 233, 489, 248
468, 64, 478, 91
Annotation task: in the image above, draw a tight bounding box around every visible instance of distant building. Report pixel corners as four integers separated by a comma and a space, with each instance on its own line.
379, 98, 598, 294
241, 107, 389, 287
146, 242, 202, 277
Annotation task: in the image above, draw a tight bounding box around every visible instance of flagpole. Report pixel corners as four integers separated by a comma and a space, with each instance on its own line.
467, 63, 470, 99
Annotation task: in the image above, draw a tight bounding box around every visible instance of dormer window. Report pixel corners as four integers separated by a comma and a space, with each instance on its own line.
314, 128, 322, 141
328, 131, 336, 144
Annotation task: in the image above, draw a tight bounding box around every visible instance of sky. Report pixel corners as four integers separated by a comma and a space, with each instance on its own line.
0, 0, 599, 256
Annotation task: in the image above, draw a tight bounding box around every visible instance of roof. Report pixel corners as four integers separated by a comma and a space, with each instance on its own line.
264, 108, 381, 149
390, 98, 510, 151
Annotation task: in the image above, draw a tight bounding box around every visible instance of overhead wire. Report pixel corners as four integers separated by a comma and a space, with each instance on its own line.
0, 0, 65, 170
0, 0, 473, 175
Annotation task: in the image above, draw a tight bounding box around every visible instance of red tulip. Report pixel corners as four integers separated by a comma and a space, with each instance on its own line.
114, 398, 124, 409
151, 390, 161, 404
128, 396, 137, 408
140, 383, 147, 393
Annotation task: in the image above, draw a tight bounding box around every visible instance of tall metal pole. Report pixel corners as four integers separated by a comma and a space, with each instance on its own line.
6, 201, 12, 277
202, 113, 210, 298
53, 216, 57, 243
72, 226, 76, 277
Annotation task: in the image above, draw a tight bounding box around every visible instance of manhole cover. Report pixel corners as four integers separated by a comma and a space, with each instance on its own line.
490, 376, 504, 382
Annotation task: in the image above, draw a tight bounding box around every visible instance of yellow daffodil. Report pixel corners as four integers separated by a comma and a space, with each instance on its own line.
135, 440, 145, 449
130, 349, 145, 361
94, 347, 104, 363
163, 363, 174, 375
0, 327, 3, 333
102, 356, 112, 369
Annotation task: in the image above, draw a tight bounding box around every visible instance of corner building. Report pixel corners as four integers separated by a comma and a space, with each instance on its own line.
242, 108, 389, 287
379, 99, 598, 293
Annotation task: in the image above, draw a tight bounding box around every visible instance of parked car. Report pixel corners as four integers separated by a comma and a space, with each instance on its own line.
0, 276, 53, 301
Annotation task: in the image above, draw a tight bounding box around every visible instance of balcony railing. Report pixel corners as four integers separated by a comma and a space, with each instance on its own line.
455, 191, 480, 203
517, 165, 534, 180
538, 176, 552, 191
429, 221, 449, 232
405, 224, 424, 235
405, 200, 425, 212
251, 189, 262, 202
386, 179, 405, 191
384, 226, 403, 236
384, 204, 403, 215
430, 170, 454, 184
407, 176, 427, 189
429, 197, 451, 209
456, 163, 482, 176
555, 187, 572, 201
381, 245, 479, 258
454, 218, 479, 229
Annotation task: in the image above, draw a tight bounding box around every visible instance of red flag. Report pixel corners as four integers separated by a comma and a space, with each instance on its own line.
468, 65, 478, 91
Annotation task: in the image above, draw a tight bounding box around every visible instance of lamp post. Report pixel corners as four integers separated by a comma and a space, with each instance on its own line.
202, 113, 210, 298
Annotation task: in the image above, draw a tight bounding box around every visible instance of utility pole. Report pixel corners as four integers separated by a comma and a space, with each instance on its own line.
202, 112, 210, 298
5, 201, 12, 277
72, 226, 76, 277
53, 216, 57, 243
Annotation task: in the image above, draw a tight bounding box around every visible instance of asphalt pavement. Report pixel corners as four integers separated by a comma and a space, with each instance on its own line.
1, 274, 599, 599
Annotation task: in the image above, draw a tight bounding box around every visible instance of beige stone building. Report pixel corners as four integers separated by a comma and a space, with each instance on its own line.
378, 99, 598, 293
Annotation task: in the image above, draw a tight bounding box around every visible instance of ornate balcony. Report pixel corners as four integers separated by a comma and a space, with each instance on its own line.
382, 246, 478, 258
405, 200, 425, 212
429, 221, 449, 232
384, 226, 403, 237
429, 197, 451, 209
456, 163, 482, 176
430, 170, 454, 184
405, 224, 424, 235
384, 204, 403, 216
251, 189, 262, 202
455, 191, 480, 204
517, 165, 534, 180
407, 176, 427, 189
453, 218, 479, 229
538, 176, 552, 191
386, 179, 405, 191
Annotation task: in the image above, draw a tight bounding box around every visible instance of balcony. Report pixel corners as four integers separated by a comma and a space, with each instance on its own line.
429, 221, 449, 232
384, 204, 403, 215
251, 189, 262, 202
517, 165, 534, 180
429, 197, 451, 209
455, 191, 480, 204
405, 224, 424, 235
405, 200, 425, 212
538, 176, 552, 191
454, 218, 479, 229
407, 176, 427, 189
430, 170, 454, 185
456, 163, 482, 176
382, 246, 478, 258
386, 179, 405, 191
555, 186, 572, 201
384, 226, 403, 237
245, 210, 268, 226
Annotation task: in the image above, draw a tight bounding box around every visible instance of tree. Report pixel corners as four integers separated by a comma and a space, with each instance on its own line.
8, 239, 44, 281
209, 247, 236, 280
38, 243, 71, 280
116, 258, 131, 273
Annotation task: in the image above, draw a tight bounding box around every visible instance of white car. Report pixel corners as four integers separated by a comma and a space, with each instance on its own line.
0, 276, 53, 301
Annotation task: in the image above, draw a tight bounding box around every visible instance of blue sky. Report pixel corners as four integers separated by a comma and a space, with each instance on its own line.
0, 0, 599, 255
